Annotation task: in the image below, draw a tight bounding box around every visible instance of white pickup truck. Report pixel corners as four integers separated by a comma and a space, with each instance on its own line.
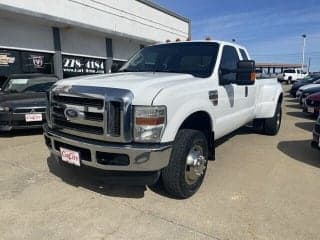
44, 41, 283, 198
282, 69, 307, 84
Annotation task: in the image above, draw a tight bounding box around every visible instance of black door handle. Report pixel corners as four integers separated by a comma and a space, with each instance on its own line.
209, 90, 218, 106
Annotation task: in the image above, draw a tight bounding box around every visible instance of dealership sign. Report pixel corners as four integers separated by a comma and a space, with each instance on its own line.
0, 53, 16, 66
31, 55, 44, 68
0, 49, 53, 77
21, 52, 53, 74
62, 56, 105, 75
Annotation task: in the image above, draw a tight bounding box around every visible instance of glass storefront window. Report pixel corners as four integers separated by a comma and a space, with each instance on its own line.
0, 48, 54, 86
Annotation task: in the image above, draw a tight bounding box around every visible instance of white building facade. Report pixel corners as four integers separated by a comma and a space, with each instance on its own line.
0, 0, 190, 83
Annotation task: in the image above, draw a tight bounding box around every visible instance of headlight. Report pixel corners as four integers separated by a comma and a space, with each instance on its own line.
134, 106, 166, 143
0, 106, 10, 112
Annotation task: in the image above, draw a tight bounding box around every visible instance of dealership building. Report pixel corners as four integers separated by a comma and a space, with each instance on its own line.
0, 0, 190, 84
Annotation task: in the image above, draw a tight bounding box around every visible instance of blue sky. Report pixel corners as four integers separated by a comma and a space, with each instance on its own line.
154, 0, 320, 71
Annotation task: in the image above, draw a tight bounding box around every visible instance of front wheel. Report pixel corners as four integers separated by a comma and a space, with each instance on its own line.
161, 129, 208, 199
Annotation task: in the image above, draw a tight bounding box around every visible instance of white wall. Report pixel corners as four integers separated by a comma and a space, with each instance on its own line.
113, 36, 141, 60
61, 28, 107, 58
0, 0, 189, 43
60, 28, 143, 60
0, 16, 54, 52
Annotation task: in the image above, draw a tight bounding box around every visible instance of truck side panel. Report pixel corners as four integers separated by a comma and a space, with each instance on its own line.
255, 78, 283, 118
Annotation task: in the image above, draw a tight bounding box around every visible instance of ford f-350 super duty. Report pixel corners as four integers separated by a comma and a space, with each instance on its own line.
44, 41, 283, 198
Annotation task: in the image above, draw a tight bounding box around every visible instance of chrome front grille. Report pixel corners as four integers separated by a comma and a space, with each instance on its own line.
49, 86, 133, 143
14, 107, 46, 113
52, 95, 104, 109
107, 101, 121, 136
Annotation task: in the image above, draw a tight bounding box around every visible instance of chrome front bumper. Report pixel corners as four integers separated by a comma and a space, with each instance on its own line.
43, 124, 172, 172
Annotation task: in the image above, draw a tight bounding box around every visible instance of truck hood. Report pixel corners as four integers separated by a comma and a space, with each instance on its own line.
0, 92, 46, 108
56, 72, 196, 105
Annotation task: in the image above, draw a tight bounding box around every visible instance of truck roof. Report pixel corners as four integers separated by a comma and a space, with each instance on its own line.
154, 40, 247, 50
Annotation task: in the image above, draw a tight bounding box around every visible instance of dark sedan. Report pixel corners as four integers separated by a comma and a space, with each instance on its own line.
303, 92, 320, 116
290, 75, 320, 97
298, 86, 320, 106
0, 74, 58, 131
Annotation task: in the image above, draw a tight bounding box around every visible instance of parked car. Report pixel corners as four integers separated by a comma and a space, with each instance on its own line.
290, 75, 320, 97
43, 41, 283, 198
303, 92, 320, 116
298, 86, 320, 106
282, 69, 307, 84
0, 74, 58, 131
298, 79, 320, 93
296, 79, 320, 98
311, 115, 320, 150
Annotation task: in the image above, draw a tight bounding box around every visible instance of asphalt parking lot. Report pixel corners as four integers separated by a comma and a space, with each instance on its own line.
0, 85, 319, 240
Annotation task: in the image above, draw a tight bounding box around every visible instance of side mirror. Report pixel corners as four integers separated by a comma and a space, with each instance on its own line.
236, 60, 256, 85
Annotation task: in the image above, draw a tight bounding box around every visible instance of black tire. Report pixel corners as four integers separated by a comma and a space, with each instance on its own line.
161, 129, 208, 199
263, 103, 282, 135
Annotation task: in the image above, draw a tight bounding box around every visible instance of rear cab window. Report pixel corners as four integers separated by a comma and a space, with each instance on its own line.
239, 48, 249, 60
284, 69, 295, 73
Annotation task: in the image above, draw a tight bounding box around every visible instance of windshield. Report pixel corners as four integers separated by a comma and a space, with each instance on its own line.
3, 78, 57, 93
119, 42, 220, 78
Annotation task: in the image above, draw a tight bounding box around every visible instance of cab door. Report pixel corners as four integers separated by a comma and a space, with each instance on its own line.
214, 45, 247, 137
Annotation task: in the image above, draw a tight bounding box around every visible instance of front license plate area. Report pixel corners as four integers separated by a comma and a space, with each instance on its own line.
60, 147, 81, 167
307, 107, 314, 114
25, 113, 42, 122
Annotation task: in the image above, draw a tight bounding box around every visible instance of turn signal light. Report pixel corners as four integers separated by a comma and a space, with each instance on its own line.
250, 72, 256, 81
136, 117, 165, 125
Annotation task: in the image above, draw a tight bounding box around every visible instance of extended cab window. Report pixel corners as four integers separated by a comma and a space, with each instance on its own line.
219, 45, 240, 84
284, 69, 295, 73
239, 48, 249, 60
119, 42, 220, 78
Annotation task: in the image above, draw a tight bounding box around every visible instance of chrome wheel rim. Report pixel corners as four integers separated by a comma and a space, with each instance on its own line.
276, 108, 281, 129
185, 144, 206, 185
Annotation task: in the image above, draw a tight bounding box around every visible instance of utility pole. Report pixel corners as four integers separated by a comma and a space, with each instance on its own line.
308, 57, 311, 73
302, 34, 306, 71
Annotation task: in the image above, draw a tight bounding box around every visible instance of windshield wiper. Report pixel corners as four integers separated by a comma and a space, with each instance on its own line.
118, 69, 142, 73
5, 90, 18, 94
